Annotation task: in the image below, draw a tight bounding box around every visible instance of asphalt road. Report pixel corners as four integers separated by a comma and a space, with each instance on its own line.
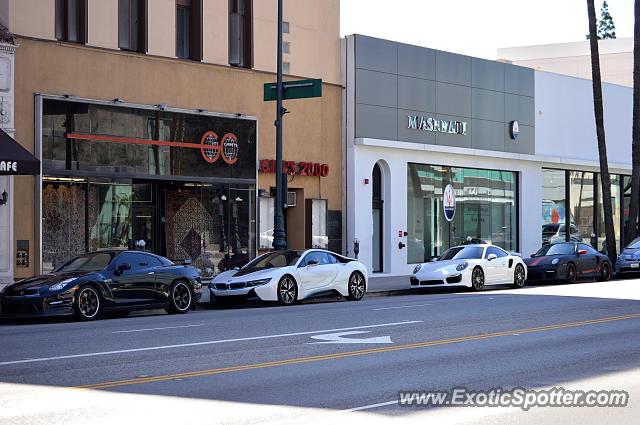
1, 278, 640, 424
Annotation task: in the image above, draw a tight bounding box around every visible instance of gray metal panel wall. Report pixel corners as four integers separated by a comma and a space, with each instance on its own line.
353, 34, 535, 155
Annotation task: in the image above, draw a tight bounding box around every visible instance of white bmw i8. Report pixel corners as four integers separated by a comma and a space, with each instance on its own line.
410, 244, 527, 291
210, 249, 368, 306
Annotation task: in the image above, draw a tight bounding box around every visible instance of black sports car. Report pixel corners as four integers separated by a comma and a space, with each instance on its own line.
0, 251, 202, 321
524, 242, 613, 283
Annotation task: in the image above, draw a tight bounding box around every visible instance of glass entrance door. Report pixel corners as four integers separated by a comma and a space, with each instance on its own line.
132, 205, 155, 252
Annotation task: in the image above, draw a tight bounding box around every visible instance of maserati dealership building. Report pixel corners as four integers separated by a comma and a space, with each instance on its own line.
343, 35, 633, 276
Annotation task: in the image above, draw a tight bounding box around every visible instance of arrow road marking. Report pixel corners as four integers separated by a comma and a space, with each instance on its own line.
0, 320, 421, 366
308, 331, 393, 344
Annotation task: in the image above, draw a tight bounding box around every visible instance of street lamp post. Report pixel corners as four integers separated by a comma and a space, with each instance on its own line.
272, 0, 286, 251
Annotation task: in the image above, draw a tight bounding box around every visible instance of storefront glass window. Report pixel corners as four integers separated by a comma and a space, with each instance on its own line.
597, 174, 622, 253
541, 169, 566, 244
311, 199, 328, 249
569, 171, 595, 245
622, 175, 635, 247
41, 99, 257, 275
407, 163, 517, 263
258, 197, 274, 249
42, 99, 257, 180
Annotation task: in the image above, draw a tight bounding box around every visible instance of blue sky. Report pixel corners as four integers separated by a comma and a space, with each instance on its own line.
341, 0, 634, 59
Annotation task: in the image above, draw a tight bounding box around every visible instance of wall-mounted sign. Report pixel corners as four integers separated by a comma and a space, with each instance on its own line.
200, 131, 239, 164
509, 121, 519, 140
443, 184, 456, 222
408, 115, 468, 135
0, 160, 17, 173
259, 159, 330, 177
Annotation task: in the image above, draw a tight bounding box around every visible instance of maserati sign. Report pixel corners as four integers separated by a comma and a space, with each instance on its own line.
408, 115, 468, 136
443, 184, 456, 222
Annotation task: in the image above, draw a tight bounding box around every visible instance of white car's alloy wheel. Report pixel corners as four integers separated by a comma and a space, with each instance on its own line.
471, 267, 485, 291
278, 276, 298, 306
347, 272, 366, 301
512, 264, 526, 288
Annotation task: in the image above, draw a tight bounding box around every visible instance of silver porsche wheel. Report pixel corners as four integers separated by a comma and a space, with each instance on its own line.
511, 264, 526, 288
471, 267, 485, 291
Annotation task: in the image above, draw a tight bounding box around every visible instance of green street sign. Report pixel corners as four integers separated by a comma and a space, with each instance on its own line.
264, 78, 322, 101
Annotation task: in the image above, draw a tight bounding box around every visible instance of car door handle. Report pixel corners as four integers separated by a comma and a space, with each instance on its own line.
148, 272, 155, 275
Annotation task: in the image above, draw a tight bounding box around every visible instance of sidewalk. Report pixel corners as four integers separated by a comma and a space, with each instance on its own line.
367, 274, 411, 293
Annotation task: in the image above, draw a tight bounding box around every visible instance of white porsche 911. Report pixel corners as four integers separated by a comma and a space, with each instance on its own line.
410, 244, 527, 291
209, 249, 368, 306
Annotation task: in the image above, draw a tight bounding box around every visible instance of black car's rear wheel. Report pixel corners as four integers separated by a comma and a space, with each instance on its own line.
471, 267, 485, 291
167, 280, 193, 314
565, 263, 577, 283
347, 272, 366, 301
277, 275, 298, 306
598, 262, 613, 282
511, 264, 526, 288
74, 285, 102, 321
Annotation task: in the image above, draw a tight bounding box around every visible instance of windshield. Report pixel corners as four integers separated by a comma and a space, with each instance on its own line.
626, 237, 640, 249
54, 252, 115, 273
439, 246, 484, 260
242, 251, 301, 270
534, 243, 575, 257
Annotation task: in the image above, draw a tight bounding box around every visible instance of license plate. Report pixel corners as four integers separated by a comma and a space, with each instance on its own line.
631, 263, 639, 269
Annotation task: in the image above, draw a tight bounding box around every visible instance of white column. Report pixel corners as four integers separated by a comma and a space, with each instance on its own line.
0, 174, 13, 284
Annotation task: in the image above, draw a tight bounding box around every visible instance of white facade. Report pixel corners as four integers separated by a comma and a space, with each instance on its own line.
498, 38, 633, 88
0, 37, 16, 284
345, 40, 633, 277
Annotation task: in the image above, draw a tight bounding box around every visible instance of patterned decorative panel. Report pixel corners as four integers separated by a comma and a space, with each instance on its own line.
42, 184, 86, 272
165, 191, 222, 271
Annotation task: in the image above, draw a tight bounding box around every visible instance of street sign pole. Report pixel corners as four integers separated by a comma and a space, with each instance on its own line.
272, 0, 286, 251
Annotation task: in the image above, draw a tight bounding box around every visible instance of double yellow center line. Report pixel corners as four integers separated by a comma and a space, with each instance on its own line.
78, 312, 640, 390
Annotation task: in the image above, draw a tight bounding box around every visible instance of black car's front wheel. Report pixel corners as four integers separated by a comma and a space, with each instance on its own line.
74, 285, 102, 321
565, 263, 577, 283
167, 280, 193, 314
598, 262, 613, 282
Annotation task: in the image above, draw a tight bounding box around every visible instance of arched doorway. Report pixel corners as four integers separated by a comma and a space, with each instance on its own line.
372, 163, 383, 272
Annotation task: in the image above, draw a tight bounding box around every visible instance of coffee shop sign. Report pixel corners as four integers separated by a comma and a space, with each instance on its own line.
407, 115, 468, 136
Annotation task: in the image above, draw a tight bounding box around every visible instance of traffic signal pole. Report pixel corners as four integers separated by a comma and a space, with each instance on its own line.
272, 0, 286, 251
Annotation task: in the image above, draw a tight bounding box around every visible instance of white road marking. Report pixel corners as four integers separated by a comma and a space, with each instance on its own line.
112, 324, 206, 334
0, 320, 422, 366
308, 331, 393, 344
373, 303, 433, 311
339, 400, 397, 412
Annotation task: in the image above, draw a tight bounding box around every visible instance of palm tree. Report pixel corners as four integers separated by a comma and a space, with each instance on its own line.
587, 0, 618, 261
625, 0, 640, 246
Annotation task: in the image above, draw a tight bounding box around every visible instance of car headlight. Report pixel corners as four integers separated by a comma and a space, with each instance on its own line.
456, 262, 468, 272
413, 264, 423, 274
247, 278, 271, 287
552, 258, 560, 265
49, 278, 77, 292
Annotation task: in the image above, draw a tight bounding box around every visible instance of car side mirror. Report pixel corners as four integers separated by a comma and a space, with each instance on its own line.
115, 263, 131, 275
306, 260, 319, 267
530, 254, 536, 258
487, 253, 498, 261
430, 256, 439, 262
